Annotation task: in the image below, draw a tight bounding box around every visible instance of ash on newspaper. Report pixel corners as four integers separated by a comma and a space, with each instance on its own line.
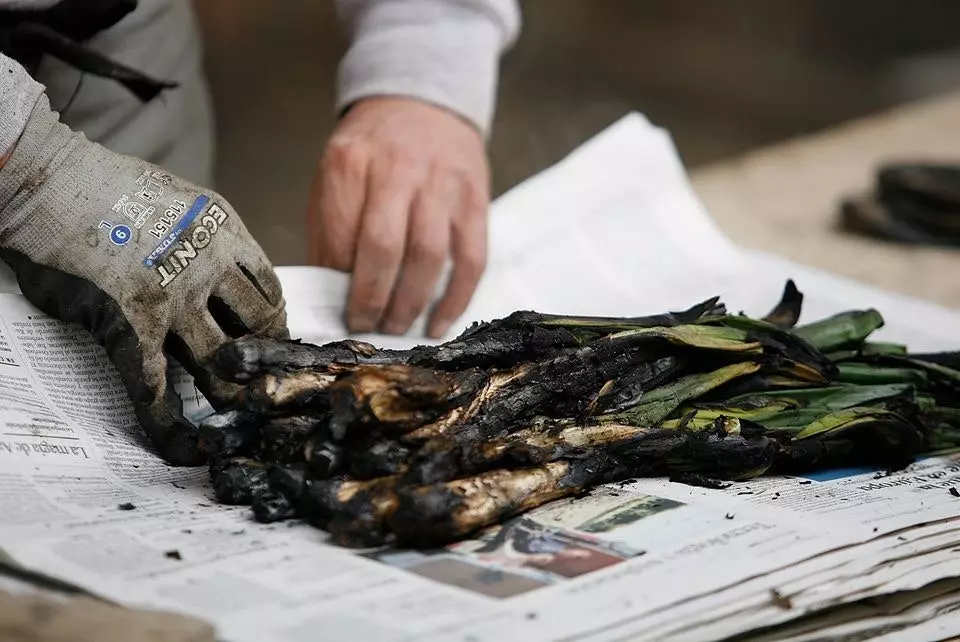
199, 280, 960, 549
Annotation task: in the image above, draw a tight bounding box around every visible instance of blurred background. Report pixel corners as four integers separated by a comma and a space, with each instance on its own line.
192, 1, 960, 265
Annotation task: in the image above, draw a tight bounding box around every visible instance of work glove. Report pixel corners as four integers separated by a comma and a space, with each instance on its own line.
0, 93, 288, 466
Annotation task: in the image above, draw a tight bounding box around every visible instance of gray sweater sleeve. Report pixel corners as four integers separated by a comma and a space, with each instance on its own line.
334, 0, 521, 137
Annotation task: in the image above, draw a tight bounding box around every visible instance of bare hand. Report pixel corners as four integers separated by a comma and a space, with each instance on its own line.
307, 97, 490, 338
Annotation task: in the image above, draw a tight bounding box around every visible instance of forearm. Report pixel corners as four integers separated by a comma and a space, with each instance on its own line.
333, 0, 520, 137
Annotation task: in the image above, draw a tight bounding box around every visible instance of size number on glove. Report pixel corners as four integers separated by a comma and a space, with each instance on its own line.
99, 221, 132, 246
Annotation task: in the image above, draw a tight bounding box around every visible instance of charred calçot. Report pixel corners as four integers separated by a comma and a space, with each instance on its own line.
200, 280, 960, 548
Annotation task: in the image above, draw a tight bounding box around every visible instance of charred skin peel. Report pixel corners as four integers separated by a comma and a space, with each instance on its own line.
402, 364, 535, 442
412, 421, 711, 484
409, 421, 641, 484
252, 466, 306, 523
376, 425, 781, 546
410, 416, 774, 489
784, 413, 922, 473
388, 460, 600, 547
211, 336, 407, 383
198, 410, 262, 457
714, 315, 837, 382
414, 343, 685, 459
257, 415, 327, 465
394, 426, 784, 546
701, 372, 822, 400
327, 365, 486, 440
453, 297, 727, 343
238, 359, 482, 418
347, 437, 413, 478
588, 355, 686, 415
389, 429, 777, 547
652, 425, 782, 481
304, 437, 344, 479
532, 297, 728, 333
304, 476, 402, 547
404, 350, 626, 472
408, 325, 581, 370
251, 487, 298, 523
211, 457, 270, 505
241, 370, 338, 414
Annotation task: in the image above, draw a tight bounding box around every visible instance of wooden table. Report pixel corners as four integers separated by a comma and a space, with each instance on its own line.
691, 90, 960, 310
0, 589, 213, 642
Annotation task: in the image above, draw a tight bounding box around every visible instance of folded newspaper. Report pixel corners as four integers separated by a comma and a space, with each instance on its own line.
1, 114, 959, 642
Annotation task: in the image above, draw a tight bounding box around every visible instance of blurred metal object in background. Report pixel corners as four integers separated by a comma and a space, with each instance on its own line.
841, 163, 960, 247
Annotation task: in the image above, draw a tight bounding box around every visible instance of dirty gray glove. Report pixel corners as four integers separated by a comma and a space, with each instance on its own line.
0, 93, 288, 466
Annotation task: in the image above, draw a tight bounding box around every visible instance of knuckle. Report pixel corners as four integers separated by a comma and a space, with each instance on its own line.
407, 236, 446, 267
460, 178, 489, 214
365, 229, 402, 262
324, 136, 367, 170
385, 149, 431, 182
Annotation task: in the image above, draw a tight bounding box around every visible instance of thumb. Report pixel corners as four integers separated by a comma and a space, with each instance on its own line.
3, 250, 205, 466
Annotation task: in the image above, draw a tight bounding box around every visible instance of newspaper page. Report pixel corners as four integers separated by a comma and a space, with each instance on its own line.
614, 454, 960, 641
732, 577, 960, 642
1, 113, 960, 642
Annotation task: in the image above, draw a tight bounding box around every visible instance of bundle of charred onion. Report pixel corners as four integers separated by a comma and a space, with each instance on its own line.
199, 281, 960, 548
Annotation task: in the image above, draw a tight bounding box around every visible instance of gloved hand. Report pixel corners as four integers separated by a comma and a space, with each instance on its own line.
0, 93, 288, 466
307, 97, 490, 339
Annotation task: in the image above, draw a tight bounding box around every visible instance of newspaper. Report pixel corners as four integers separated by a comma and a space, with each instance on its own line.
1, 113, 959, 642
611, 457, 960, 641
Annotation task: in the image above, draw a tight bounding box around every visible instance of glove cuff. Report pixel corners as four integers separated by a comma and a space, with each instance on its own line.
0, 54, 44, 161
0, 89, 84, 236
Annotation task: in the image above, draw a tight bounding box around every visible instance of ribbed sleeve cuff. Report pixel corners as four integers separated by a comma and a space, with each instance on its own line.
335, 1, 519, 137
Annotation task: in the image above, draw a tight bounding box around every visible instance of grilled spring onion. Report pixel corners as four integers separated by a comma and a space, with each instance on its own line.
200, 279, 960, 548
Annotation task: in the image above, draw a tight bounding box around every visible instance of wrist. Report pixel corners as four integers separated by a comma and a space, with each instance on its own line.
0, 92, 84, 233
341, 96, 485, 140
0, 55, 44, 162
